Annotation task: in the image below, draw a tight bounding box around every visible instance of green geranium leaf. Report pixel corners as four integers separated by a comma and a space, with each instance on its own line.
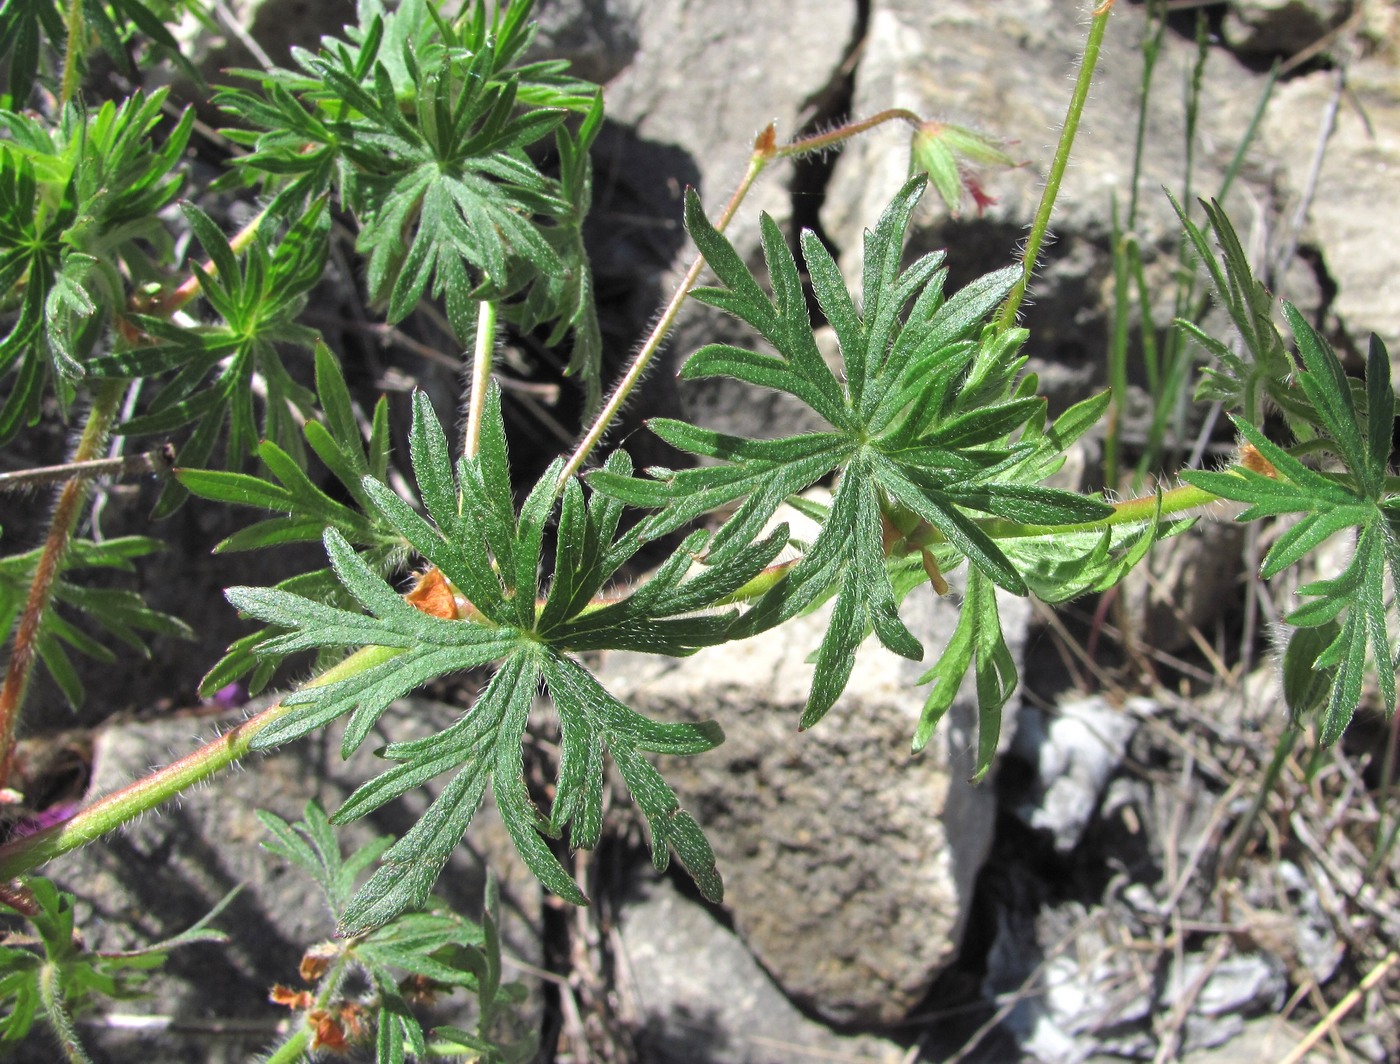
592, 175, 1114, 741
227, 381, 788, 929
214, 0, 603, 393
1182, 316, 1399, 742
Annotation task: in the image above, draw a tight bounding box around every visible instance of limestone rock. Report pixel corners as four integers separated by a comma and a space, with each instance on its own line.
618, 875, 905, 1064
530, 0, 643, 86
1258, 58, 1400, 369
602, 0, 857, 251
597, 0, 859, 440
1011, 695, 1153, 854
820, 0, 1273, 407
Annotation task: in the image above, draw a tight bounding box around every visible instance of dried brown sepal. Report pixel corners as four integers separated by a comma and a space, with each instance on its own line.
299, 940, 340, 982
269, 984, 314, 1010
754, 123, 777, 156
405, 567, 459, 620
1238, 443, 1278, 479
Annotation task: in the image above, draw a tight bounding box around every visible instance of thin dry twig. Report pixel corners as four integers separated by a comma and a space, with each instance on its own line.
0, 445, 174, 492
1152, 935, 1231, 1064
1279, 951, 1400, 1064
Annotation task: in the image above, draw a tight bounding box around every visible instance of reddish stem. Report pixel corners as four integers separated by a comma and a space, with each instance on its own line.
0, 379, 125, 788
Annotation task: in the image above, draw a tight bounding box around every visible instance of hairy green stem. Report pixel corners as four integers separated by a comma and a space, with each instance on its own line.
40, 962, 93, 1064
557, 152, 768, 485
0, 379, 127, 789
772, 108, 924, 159
973, 480, 1222, 543
0, 644, 402, 881
997, 0, 1116, 329
58, 0, 85, 109
463, 300, 498, 460
558, 108, 931, 488
261, 1025, 311, 1064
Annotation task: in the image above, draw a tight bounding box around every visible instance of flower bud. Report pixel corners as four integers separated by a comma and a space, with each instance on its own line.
910, 120, 1020, 217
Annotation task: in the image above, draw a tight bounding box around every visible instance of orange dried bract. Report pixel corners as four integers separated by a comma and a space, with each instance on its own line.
340, 1003, 368, 1041
270, 984, 314, 1009
299, 940, 339, 982
1238, 443, 1278, 479
309, 1004, 369, 1053
406, 567, 459, 619
308, 1009, 349, 1053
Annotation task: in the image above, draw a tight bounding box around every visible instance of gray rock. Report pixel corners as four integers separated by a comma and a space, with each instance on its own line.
819, 0, 1276, 409
1012, 695, 1152, 853
531, 0, 643, 86
1177, 1014, 1333, 1063
1258, 58, 1400, 365
618, 875, 904, 1064
601, 502, 1029, 1026
598, 0, 860, 440
32, 697, 542, 1062
986, 900, 1157, 1064
989, 902, 1285, 1063
603, 0, 857, 251
1273, 859, 1344, 981
1166, 951, 1289, 1053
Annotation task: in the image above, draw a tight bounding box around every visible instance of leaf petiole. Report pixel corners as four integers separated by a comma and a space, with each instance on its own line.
0, 644, 403, 881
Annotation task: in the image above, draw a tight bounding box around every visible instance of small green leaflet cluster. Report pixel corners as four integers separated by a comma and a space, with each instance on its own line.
1171, 194, 1314, 431
0, 535, 193, 707
216, 0, 604, 403
228, 383, 787, 932
0, 877, 231, 1052
87, 202, 329, 516
1182, 307, 1400, 743
0, 0, 197, 107
176, 342, 409, 696
0, 92, 191, 441
257, 801, 535, 1064
591, 176, 1131, 776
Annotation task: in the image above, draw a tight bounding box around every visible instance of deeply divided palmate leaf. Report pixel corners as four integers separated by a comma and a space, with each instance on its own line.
214, 0, 603, 380
0, 92, 191, 442
1182, 309, 1399, 742
227, 382, 784, 931
591, 175, 1115, 738
85, 202, 329, 516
